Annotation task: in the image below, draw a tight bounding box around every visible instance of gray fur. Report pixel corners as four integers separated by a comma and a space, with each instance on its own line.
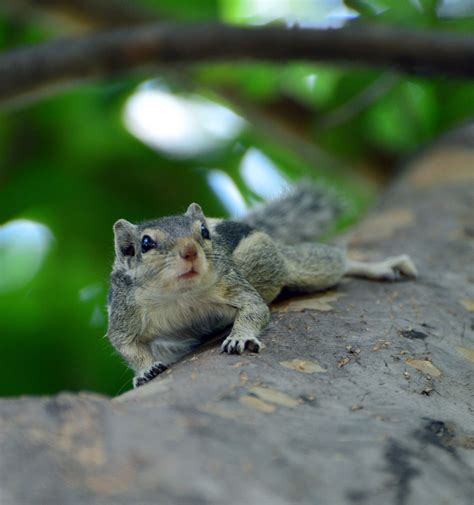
138, 215, 193, 237
214, 221, 254, 253
241, 182, 346, 243
281, 243, 346, 292
107, 187, 416, 388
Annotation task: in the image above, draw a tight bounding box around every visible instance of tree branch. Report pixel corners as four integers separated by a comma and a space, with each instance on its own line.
1, 22, 474, 105
0, 0, 160, 29
1, 126, 474, 504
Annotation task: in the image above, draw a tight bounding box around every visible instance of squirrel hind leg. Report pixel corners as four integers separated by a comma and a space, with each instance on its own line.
282, 243, 346, 292
345, 255, 418, 281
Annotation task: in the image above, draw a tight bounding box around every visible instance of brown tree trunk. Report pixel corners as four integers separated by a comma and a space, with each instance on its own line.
1, 128, 473, 505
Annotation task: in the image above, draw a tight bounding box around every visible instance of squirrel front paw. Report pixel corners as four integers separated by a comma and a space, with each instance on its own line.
133, 362, 168, 388
221, 335, 262, 354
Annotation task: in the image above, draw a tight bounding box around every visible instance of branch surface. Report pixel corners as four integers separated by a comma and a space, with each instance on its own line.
0, 128, 474, 504
1, 22, 474, 104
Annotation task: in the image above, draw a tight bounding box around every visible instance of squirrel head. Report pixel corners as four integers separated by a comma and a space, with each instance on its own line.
113, 203, 215, 295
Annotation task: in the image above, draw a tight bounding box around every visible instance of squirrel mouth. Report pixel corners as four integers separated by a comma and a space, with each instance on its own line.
178, 269, 199, 281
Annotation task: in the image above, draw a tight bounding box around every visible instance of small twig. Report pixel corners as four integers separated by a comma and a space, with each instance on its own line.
319, 73, 400, 129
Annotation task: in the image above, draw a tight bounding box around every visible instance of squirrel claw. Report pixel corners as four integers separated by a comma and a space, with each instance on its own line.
221, 336, 262, 355
133, 362, 168, 388
382, 255, 418, 281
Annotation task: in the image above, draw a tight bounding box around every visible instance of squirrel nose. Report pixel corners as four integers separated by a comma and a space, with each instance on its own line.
179, 243, 198, 261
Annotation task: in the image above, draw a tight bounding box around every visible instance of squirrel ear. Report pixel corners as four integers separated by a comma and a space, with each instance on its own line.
185, 203, 205, 221
113, 219, 137, 258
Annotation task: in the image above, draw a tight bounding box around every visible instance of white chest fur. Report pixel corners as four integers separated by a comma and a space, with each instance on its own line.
138, 292, 237, 345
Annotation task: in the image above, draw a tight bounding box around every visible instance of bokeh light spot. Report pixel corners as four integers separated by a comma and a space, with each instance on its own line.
123, 83, 245, 159
240, 148, 289, 200
223, 0, 358, 28
207, 170, 247, 217
0, 219, 53, 293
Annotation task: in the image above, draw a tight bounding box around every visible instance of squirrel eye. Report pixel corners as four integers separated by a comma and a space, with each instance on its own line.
141, 235, 156, 253
201, 223, 211, 240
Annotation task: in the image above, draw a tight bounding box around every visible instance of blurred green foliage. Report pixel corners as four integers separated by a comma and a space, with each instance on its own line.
1, 0, 474, 397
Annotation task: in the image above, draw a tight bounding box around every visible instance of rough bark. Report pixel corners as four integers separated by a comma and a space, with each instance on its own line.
2, 23, 474, 105
0, 132, 473, 505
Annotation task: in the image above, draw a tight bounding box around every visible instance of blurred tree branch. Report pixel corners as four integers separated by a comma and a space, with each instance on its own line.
1, 23, 474, 105
0, 0, 160, 30
1, 1, 373, 184
0, 1, 460, 182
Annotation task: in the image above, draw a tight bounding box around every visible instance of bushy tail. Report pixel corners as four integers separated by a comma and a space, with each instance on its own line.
240, 182, 346, 244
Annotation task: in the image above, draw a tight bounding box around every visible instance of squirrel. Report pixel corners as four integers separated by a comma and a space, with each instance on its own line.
107, 183, 417, 388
